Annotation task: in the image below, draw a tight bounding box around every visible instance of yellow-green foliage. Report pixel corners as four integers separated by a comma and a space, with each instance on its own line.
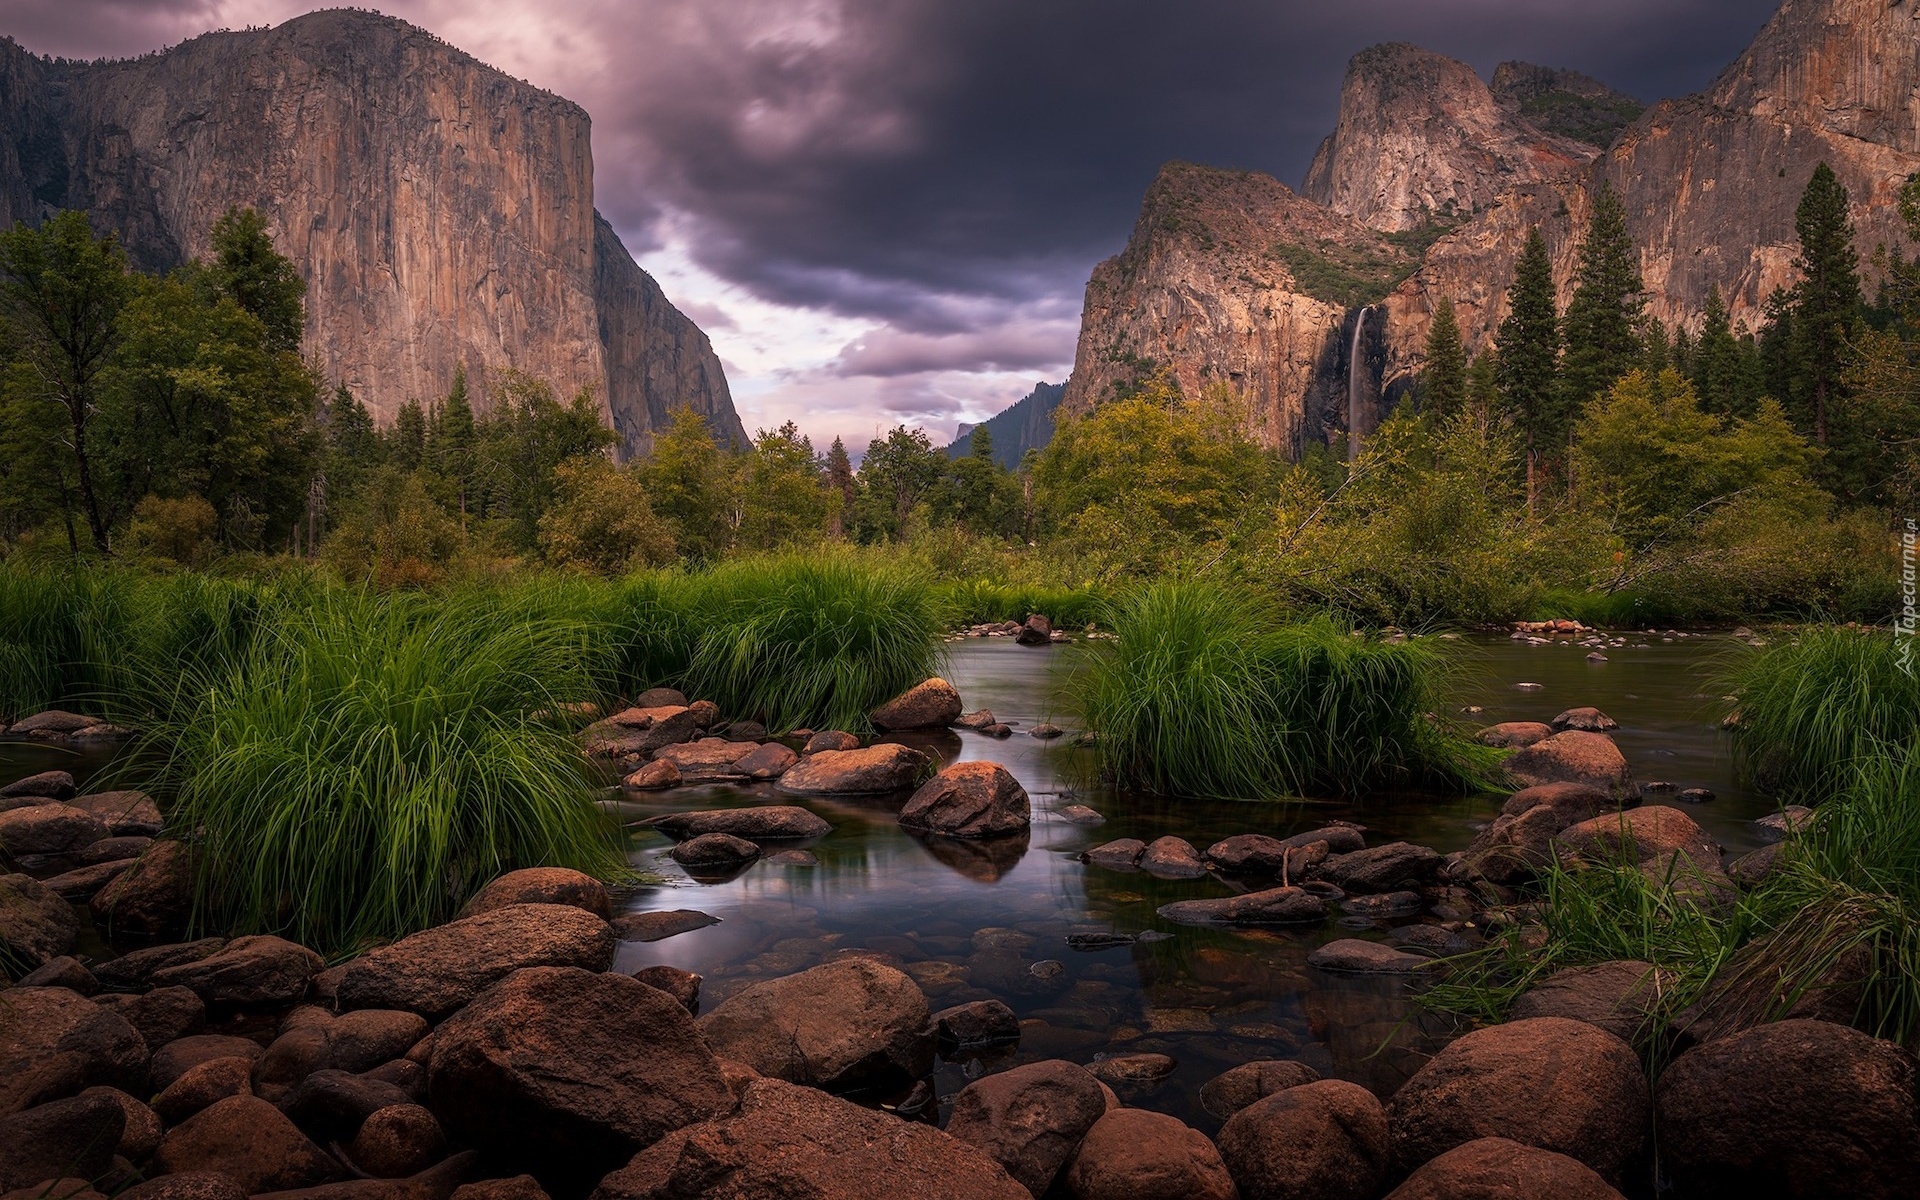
537, 457, 676, 575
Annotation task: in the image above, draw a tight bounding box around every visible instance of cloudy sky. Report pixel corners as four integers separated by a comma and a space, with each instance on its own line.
8, 0, 1783, 449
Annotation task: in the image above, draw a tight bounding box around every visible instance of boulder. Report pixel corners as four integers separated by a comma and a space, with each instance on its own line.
932, 999, 1021, 1052
1157, 886, 1327, 926
1475, 722, 1554, 748
696, 957, 933, 1091
1509, 961, 1667, 1046
1205, 835, 1330, 876
802, 730, 859, 754
1081, 839, 1145, 868
151, 1035, 265, 1091
0, 771, 75, 800
91, 986, 206, 1048
0, 873, 79, 967
687, 701, 720, 728
460, 869, 611, 920
1056, 805, 1106, 826
17, 955, 97, 993
150, 935, 323, 1008
1139, 836, 1205, 878
80, 835, 154, 864
1754, 805, 1814, 841
1384, 1138, 1625, 1200
1015, 615, 1053, 646
276, 1069, 411, 1141
91, 938, 226, 992
1386, 1017, 1649, 1186
621, 760, 681, 790
954, 710, 997, 730
633, 688, 689, 709
1062, 1108, 1237, 1200
0, 803, 108, 855
734, 743, 797, 780
86, 1086, 161, 1161
115, 1173, 249, 1200
0, 1091, 125, 1191
151, 1055, 256, 1124
0, 987, 147, 1107
67, 792, 164, 837
348, 1104, 446, 1178
869, 678, 963, 731
946, 1060, 1109, 1197
259, 1009, 429, 1080
429, 968, 734, 1192
582, 706, 700, 757
41, 860, 134, 900
611, 910, 721, 943
1029, 723, 1065, 739
1554, 804, 1718, 869
451, 1178, 548, 1200
651, 738, 756, 780
899, 762, 1031, 838
1087, 1054, 1177, 1090
645, 807, 830, 840
1307, 939, 1431, 973
335, 904, 615, 1019
1504, 731, 1632, 795
1654, 1018, 1920, 1200
152, 1096, 346, 1194
590, 1077, 1028, 1200
1199, 1061, 1321, 1121
668, 833, 761, 868
1217, 1079, 1387, 1200
1314, 842, 1442, 893
5, 711, 96, 737
1727, 842, 1782, 886
89, 840, 196, 938
777, 744, 928, 794
630, 966, 701, 1013
1551, 708, 1619, 732
1464, 783, 1615, 884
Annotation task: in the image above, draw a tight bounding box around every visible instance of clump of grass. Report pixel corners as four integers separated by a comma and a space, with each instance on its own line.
1075, 581, 1499, 799
1723, 625, 1920, 803
932, 579, 1112, 630
0, 567, 131, 722
158, 588, 627, 955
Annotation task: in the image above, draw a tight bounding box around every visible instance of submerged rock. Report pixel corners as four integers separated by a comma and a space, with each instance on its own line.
645, 807, 830, 840
611, 910, 720, 942
1157, 886, 1327, 926
801, 730, 859, 754
932, 999, 1021, 1051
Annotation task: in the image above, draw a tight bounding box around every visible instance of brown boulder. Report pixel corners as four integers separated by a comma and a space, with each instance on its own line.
460, 869, 611, 920
348, 1104, 446, 1178
1384, 1138, 1625, 1200
1504, 731, 1632, 796
1217, 1079, 1386, 1200
1306, 939, 1432, 974
0, 1091, 125, 1190
869, 678, 963, 731
1139, 836, 1206, 878
0, 873, 79, 967
5, 711, 97, 736
1015, 615, 1053, 646
1205, 831, 1351, 875
1475, 722, 1554, 748
429, 967, 731, 1192
1386, 1017, 1649, 1186
91, 937, 224, 991
150, 935, 322, 1007
1509, 961, 1668, 1046
932, 999, 1022, 1052
1199, 1061, 1322, 1121
154, 1096, 346, 1193
152, 1055, 256, 1124
1553, 805, 1719, 871
1551, 708, 1619, 732
945, 1060, 1109, 1197
777, 744, 928, 794
1063, 1108, 1237, 1200
646, 807, 830, 840
1157, 886, 1327, 926
91, 986, 206, 1048
1081, 838, 1145, 868
277, 1069, 412, 1141
0, 803, 108, 855
1727, 842, 1782, 885
899, 761, 1031, 838
41, 860, 134, 900
67, 791, 164, 837
335, 904, 614, 1019
1464, 783, 1615, 884
652, 738, 757, 780
735, 743, 798, 779
115, 1173, 249, 1200
591, 1077, 1028, 1200
802, 730, 859, 753
0, 987, 147, 1108
85, 1086, 161, 1160
582, 706, 700, 757
611, 910, 721, 942
0, 771, 75, 800
450, 1178, 548, 1200
89, 840, 196, 938
1654, 1018, 1920, 1200
150, 1034, 265, 1091
668, 833, 760, 867
696, 957, 933, 1091
621, 760, 681, 790
1314, 842, 1442, 893
631, 966, 701, 1013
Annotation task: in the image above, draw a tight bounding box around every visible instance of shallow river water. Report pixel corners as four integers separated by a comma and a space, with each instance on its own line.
0, 628, 1777, 1130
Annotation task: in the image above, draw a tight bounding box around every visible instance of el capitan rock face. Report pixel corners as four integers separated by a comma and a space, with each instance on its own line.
0, 10, 743, 458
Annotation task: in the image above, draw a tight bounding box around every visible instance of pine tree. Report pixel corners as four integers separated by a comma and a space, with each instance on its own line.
432, 366, 478, 519
824, 436, 856, 538
1559, 179, 1645, 418
1421, 298, 1467, 417
1758, 286, 1797, 404
1671, 325, 1695, 379
1640, 316, 1670, 375
1692, 286, 1754, 415
1494, 228, 1561, 506
1789, 161, 1862, 444
1465, 351, 1501, 435
391, 399, 427, 471
208, 207, 306, 354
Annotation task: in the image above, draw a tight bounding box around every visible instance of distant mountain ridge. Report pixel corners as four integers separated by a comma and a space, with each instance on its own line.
945, 381, 1065, 467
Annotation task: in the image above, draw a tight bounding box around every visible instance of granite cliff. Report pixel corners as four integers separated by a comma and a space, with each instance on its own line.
945, 382, 1066, 468
0, 10, 744, 456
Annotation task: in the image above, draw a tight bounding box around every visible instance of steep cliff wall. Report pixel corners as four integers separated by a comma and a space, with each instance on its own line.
1490, 62, 1645, 148
944, 381, 1064, 467
0, 11, 739, 457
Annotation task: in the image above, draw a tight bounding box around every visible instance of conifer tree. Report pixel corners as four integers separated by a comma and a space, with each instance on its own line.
1692, 286, 1755, 415
1789, 162, 1862, 444
391, 399, 427, 472
824, 436, 857, 538
1494, 228, 1561, 506
1421, 298, 1467, 418
1640, 316, 1670, 376
1758, 286, 1797, 403
209, 207, 306, 354
1465, 351, 1501, 434
1558, 180, 1644, 417
433, 366, 478, 519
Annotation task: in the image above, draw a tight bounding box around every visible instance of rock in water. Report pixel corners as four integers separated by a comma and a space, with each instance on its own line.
1015, 615, 1053, 646
1503, 731, 1634, 796
898, 761, 1031, 838
945, 1060, 1109, 1196
1475, 721, 1554, 748
1552, 707, 1619, 731
1198, 1061, 1321, 1122
334, 903, 615, 1018
1157, 886, 1327, 926
1463, 782, 1615, 884
868, 678, 964, 730
645, 807, 830, 840
461, 868, 612, 919
696, 958, 933, 1092
777, 745, 928, 794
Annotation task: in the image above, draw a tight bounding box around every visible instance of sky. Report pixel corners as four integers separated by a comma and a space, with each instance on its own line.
6, 0, 1785, 450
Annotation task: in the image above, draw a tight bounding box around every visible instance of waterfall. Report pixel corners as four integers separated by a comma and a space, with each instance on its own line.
1347, 308, 1370, 465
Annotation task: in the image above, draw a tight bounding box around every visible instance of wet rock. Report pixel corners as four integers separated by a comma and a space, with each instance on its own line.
1307, 939, 1431, 974
1476, 722, 1555, 748
5, 711, 96, 738
719, 720, 767, 743
1754, 805, 1814, 841
115, 1173, 248, 1200
652, 738, 756, 780
946, 1060, 1108, 1196
1463, 783, 1614, 884
735, 743, 798, 779
0, 1091, 124, 1191
1339, 890, 1422, 917
1015, 615, 1053, 646
801, 730, 859, 754
763, 849, 817, 866
697, 957, 932, 1091
621, 760, 680, 790
899, 761, 1031, 838
151, 1035, 265, 1091
335, 904, 615, 1019
1384, 1138, 1625, 1200
1678, 787, 1715, 803
152, 1096, 346, 1194
1057, 804, 1106, 826
777, 744, 928, 794
89, 840, 196, 938
1314, 842, 1442, 893
869, 678, 964, 731
668, 833, 761, 868
1551, 708, 1619, 732
348, 1104, 446, 1178
1029, 723, 1065, 739
1654, 1018, 1920, 1200
1081, 839, 1145, 868
152, 1055, 256, 1124
1553, 806, 1723, 883
0, 987, 146, 1107
68, 791, 164, 837
276, 1069, 411, 1141
1207, 828, 1357, 874
1727, 842, 1782, 885
1157, 886, 1328, 926
263, 1009, 429, 1079
0, 873, 79, 968
646, 806, 830, 840
1509, 961, 1667, 1047
1504, 731, 1633, 796
633, 688, 689, 709
954, 710, 997, 730
0, 771, 75, 801
450, 1177, 548, 1200
592, 1077, 1029, 1200
1139, 836, 1205, 878
983, 723, 1014, 737
151, 935, 322, 1008
1217, 1079, 1387, 1200
631, 966, 701, 1013
611, 910, 720, 942
91, 986, 205, 1048
686, 700, 720, 728
1386, 1016, 1649, 1186
933, 999, 1021, 1051
1088, 1053, 1177, 1089
431, 967, 732, 1191
460, 868, 611, 920
583, 706, 700, 757
0, 803, 108, 856
1063, 1108, 1236, 1200
41, 859, 134, 900
1198, 1060, 1321, 1121
80, 835, 153, 864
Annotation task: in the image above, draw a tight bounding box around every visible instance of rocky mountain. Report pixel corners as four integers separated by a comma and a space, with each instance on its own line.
944, 381, 1065, 467
1069, 0, 1918, 455
0, 11, 744, 457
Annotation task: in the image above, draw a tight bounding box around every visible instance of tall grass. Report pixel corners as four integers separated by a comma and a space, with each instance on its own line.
158, 589, 627, 955
1723, 626, 1920, 803
1075, 581, 1500, 799
931, 579, 1112, 630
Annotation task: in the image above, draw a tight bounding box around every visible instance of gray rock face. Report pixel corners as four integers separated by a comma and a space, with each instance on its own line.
696, 958, 933, 1092
335, 903, 615, 1018
0, 11, 742, 460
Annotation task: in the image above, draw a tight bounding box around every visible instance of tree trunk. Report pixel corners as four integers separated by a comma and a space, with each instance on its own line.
68, 399, 110, 553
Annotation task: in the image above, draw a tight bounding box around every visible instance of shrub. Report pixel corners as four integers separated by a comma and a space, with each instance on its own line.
536, 458, 675, 575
